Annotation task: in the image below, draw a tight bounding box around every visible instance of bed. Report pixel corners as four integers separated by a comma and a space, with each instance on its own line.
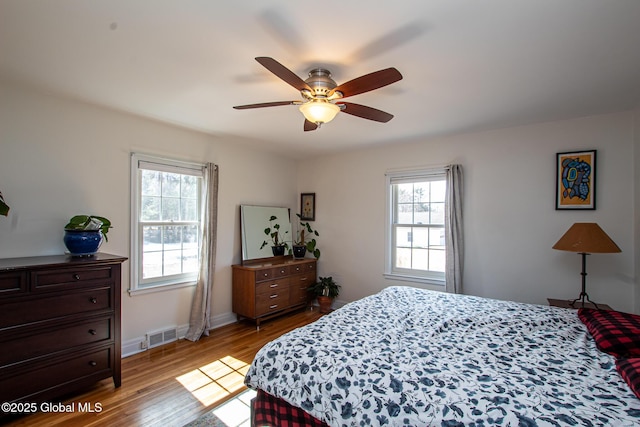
245, 286, 640, 426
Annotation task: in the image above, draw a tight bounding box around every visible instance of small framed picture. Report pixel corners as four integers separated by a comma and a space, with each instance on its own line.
556, 150, 596, 210
300, 193, 315, 221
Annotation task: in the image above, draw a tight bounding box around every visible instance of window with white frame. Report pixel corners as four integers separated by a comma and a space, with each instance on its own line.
385, 168, 446, 285
130, 153, 204, 294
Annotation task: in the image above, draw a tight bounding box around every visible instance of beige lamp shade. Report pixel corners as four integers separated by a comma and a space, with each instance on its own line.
553, 223, 621, 254
299, 101, 340, 124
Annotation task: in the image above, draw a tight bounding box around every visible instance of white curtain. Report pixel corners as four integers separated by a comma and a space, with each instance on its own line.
185, 163, 219, 341
445, 164, 464, 294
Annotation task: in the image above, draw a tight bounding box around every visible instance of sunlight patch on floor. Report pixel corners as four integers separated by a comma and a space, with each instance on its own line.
176, 355, 250, 407
211, 388, 257, 427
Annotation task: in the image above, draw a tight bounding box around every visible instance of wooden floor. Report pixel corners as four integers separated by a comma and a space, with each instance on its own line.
4, 308, 323, 427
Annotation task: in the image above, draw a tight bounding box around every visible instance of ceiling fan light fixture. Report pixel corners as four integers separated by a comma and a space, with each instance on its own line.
299, 101, 340, 124
234, 57, 403, 131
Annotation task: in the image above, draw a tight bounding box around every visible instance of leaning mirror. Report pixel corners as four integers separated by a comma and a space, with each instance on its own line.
240, 205, 292, 263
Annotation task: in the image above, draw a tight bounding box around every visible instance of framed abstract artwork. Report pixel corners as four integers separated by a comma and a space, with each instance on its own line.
556, 150, 596, 210
300, 193, 315, 221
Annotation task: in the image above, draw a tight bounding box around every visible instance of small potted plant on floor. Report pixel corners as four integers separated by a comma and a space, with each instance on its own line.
259, 215, 289, 256
292, 213, 320, 259
63, 214, 112, 256
308, 276, 340, 313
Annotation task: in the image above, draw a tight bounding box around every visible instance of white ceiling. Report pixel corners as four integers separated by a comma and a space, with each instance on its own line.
2, 0, 640, 158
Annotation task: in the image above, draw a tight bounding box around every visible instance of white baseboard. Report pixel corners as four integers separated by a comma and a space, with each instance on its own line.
210, 311, 238, 329
122, 338, 146, 358
122, 312, 238, 358
333, 298, 347, 309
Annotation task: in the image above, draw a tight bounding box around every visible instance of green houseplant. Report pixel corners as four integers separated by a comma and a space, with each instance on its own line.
64, 215, 112, 239
308, 276, 340, 313
63, 215, 112, 256
292, 213, 320, 259
259, 215, 289, 256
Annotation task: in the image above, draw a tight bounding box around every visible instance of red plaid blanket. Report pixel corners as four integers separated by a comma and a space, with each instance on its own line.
252, 389, 328, 427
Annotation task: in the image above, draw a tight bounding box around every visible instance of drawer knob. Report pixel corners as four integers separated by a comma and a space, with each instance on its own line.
89, 297, 97, 304
89, 361, 97, 367
270, 294, 278, 299
263, 273, 268, 277
280, 269, 285, 274
270, 284, 278, 288
74, 274, 80, 280
89, 329, 97, 335
300, 277, 307, 281
269, 304, 278, 309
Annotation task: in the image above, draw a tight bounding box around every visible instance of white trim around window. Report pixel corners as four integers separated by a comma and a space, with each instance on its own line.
129, 153, 205, 296
384, 166, 447, 287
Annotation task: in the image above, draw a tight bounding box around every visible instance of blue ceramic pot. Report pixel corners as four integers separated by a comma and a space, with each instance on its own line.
292, 245, 307, 259
271, 245, 286, 256
63, 230, 103, 256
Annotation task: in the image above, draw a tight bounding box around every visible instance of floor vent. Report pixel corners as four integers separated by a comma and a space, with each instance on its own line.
146, 327, 178, 349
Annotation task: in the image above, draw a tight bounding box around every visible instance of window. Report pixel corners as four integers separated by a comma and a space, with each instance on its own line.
130, 153, 204, 294
385, 168, 446, 285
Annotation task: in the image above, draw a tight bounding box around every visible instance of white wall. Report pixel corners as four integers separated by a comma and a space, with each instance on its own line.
298, 111, 638, 313
0, 81, 298, 345
1, 79, 638, 352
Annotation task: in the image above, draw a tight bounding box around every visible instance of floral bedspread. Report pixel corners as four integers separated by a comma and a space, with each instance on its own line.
245, 286, 640, 426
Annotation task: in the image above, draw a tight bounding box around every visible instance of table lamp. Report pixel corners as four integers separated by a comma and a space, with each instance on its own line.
552, 222, 621, 308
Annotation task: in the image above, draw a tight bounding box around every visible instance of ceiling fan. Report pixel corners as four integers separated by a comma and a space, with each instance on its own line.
233, 57, 403, 131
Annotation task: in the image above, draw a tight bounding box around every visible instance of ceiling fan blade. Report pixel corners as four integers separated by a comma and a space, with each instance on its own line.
233, 101, 298, 109
304, 119, 318, 132
329, 68, 402, 98
337, 102, 394, 122
255, 57, 312, 92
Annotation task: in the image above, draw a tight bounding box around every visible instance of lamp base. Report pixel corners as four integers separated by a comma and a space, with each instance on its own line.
569, 291, 600, 309
568, 252, 602, 310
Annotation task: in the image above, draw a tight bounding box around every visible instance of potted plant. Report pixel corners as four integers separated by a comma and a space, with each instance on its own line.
0, 191, 9, 217
259, 215, 289, 256
63, 214, 112, 256
292, 214, 320, 259
308, 276, 340, 313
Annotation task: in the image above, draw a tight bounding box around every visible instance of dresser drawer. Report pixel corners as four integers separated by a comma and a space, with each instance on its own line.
31, 266, 114, 292
0, 347, 113, 402
272, 265, 290, 278
254, 268, 273, 282
291, 262, 316, 275
255, 266, 292, 283
0, 316, 113, 366
289, 286, 310, 305
0, 271, 27, 296
256, 289, 290, 316
256, 278, 290, 296
291, 272, 314, 287
0, 287, 111, 329
289, 275, 314, 305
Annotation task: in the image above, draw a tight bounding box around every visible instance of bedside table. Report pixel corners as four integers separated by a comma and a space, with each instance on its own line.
547, 298, 613, 311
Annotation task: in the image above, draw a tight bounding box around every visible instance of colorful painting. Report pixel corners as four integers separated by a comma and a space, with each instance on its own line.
556, 150, 596, 210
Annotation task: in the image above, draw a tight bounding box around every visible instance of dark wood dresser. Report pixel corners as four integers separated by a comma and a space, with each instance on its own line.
0, 253, 127, 405
232, 257, 316, 328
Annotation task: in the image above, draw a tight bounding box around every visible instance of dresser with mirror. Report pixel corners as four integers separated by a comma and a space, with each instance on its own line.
232, 205, 316, 328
